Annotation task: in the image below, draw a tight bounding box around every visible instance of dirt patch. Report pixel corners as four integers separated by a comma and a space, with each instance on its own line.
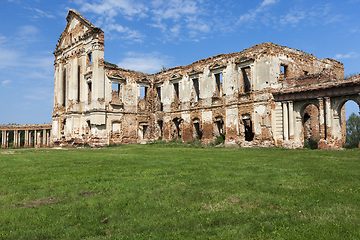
13, 196, 59, 208
80, 191, 99, 196
229, 196, 240, 204
1, 151, 18, 155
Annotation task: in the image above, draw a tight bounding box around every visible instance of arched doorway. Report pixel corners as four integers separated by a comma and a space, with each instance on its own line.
339, 99, 360, 148
242, 114, 254, 141
302, 104, 320, 141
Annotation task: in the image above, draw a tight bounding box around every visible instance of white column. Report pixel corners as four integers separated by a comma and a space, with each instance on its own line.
325, 97, 332, 139
288, 101, 294, 140
283, 102, 289, 140
58, 63, 64, 106
318, 98, 325, 140
14, 130, 18, 147
1, 130, 5, 148
43, 129, 47, 147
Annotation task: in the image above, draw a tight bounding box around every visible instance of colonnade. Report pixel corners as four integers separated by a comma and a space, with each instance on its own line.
0, 124, 52, 148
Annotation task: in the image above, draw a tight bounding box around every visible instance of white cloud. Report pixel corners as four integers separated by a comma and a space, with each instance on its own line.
334, 52, 359, 60
104, 24, 145, 42
18, 25, 39, 36
1, 80, 12, 87
237, 0, 279, 25
0, 47, 21, 69
280, 10, 306, 26
117, 52, 173, 73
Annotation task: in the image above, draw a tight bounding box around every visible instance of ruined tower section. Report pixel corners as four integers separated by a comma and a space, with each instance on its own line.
52, 10, 106, 146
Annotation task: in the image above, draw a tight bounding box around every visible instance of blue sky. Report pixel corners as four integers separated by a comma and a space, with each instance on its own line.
0, 0, 359, 125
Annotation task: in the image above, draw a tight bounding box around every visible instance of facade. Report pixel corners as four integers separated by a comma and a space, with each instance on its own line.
50, 9, 360, 149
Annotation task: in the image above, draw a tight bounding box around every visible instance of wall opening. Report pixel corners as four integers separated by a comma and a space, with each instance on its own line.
341, 100, 360, 146
281, 64, 288, 78
87, 82, 92, 104
192, 118, 202, 140
173, 118, 182, 139
157, 120, 163, 137
241, 67, 251, 93
86, 120, 91, 135
63, 69, 66, 106
192, 78, 199, 101
302, 104, 320, 141
215, 73, 222, 96
87, 52, 92, 66
77, 65, 81, 102
215, 116, 224, 135
242, 114, 254, 141
112, 83, 121, 103
142, 125, 148, 139
140, 86, 147, 99
173, 83, 179, 100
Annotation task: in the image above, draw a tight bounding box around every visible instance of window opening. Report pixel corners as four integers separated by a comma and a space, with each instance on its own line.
280, 64, 288, 77
193, 122, 202, 140
303, 70, 309, 76
174, 83, 179, 100
156, 87, 161, 101
112, 83, 121, 103
77, 65, 81, 102
87, 52, 92, 65
63, 69, 66, 106
86, 120, 91, 135
140, 86, 147, 99
193, 78, 199, 101
157, 120, 163, 137
241, 67, 251, 93
87, 82, 92, 104
215, 73, 222, 96
173, 118, 181, 138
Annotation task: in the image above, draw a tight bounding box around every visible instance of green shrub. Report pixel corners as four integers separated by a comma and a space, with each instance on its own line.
304, 139, 319, 149
215, 133, 226, 145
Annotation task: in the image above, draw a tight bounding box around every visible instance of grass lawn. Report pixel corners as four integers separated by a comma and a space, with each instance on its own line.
0, 144, 360, 239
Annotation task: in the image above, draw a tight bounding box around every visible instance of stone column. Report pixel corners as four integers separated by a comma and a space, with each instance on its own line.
18, 131, 21, 147
282, 102, 289, 140
46, 130, 50, 146
43, 129, 47, 147
6, 132, 9, 148
24, 130, 29, 147
288, 101, 295, 141
29, 131, 33, 147
34, 130, 37, 148
1, 130, 6, 148
58, 63, 64, 106
318, 98, 325, 140
14, 130, 18, 148
324, 97, 332, 140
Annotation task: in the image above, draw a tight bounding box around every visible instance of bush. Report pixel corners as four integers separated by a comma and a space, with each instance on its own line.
304, 139, 319, 149
215, 133, 226, 145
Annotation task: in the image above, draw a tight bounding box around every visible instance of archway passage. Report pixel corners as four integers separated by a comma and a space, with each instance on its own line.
303, 104, 320, 141
342, 100, 360, 148
242, 114, 254, 141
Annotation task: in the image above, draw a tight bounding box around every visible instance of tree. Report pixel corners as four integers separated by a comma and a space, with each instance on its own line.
344, 113, 360, 149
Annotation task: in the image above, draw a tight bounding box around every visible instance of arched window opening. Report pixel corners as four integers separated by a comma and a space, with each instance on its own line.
242, 114, 254, 141
192, 118, 202, 140
173, 118, 182, 139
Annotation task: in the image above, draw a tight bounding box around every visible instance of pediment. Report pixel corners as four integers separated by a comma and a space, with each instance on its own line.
108, 72, 125, 80
189, 68, 202, 76
169, 73, 183, 81
209, 62, 225, 70
56, 9, 101, 51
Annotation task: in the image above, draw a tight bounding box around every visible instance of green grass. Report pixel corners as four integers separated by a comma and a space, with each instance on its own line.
0, 145, 360, 239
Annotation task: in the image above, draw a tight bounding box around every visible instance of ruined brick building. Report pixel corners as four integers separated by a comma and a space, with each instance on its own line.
49, 9, 360, 149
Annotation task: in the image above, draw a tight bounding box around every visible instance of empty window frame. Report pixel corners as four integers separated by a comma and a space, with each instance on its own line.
112, 82, 121, 103
77, 65, 81, 102
62, 68, 66, 106
280, 64, 288, 78
156, 86, 161, 101
87, 52, 92, 66
87, 81, 92, 104
157, 120, 163, 137
214, 73, 223, 96
173, 82, 179, 100
140, 86, 148, 99
192, 78, 200, 101
241, 67, 251, 93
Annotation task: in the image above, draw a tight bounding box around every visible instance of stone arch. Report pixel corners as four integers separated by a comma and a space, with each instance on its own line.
300, 102, 320, 141
333, 96, 360, 143
192, 117, 202, 140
